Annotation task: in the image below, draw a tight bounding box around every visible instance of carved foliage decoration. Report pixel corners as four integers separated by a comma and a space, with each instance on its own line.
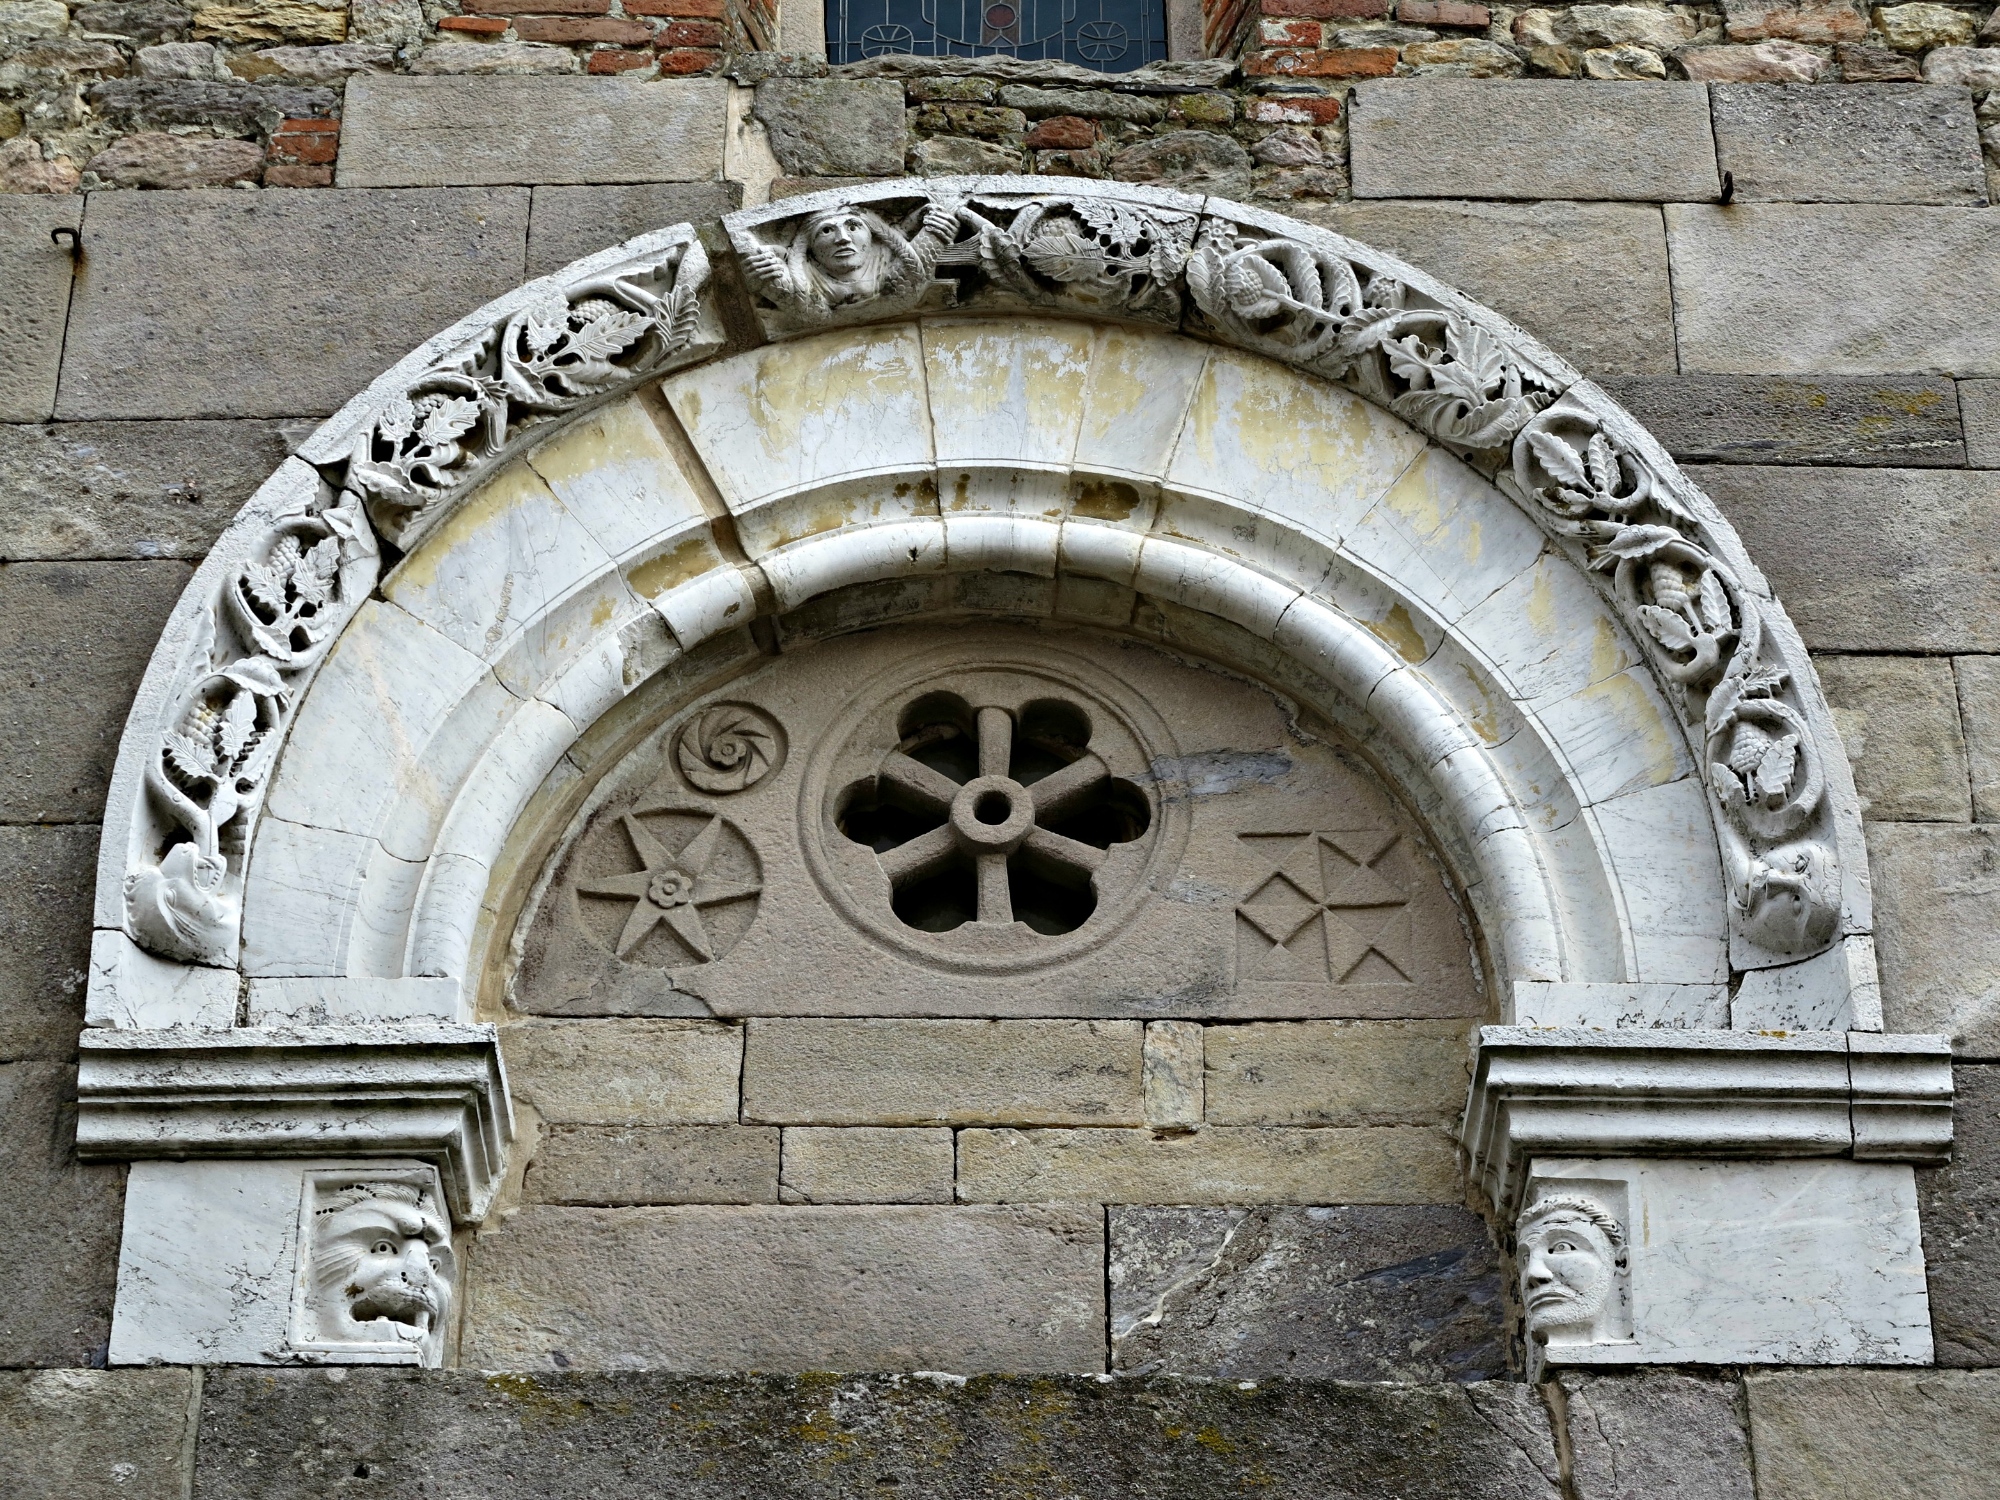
1506, 396, 1838, 958
338, 236, 717, 548
126, 488, 379, 967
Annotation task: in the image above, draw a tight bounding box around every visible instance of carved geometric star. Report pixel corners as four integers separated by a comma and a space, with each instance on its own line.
576, 813, 760, 962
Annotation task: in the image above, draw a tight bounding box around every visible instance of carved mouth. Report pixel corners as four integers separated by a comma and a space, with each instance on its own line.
350, 1280, 440, 1327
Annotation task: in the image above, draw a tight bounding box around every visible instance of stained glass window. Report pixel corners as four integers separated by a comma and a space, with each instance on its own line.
827, 0, 1167, 72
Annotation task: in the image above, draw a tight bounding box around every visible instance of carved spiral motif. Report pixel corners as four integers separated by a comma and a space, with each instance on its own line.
675, 704, 785, 794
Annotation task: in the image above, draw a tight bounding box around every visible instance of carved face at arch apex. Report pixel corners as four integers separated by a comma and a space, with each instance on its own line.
508, 621, 1485, 1022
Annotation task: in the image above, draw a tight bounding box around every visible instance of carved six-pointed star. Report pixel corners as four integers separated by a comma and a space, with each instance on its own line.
576, 812, 761, 961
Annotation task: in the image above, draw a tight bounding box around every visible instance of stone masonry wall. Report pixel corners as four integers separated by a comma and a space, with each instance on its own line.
2, 46, 2000, 1500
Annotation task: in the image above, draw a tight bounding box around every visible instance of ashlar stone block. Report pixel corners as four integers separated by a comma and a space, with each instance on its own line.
1204, 1019, 1473, 1125
526, 181, 741, 276
338, 76, 728, 187
0, 1369, 195, 1500
742, 1018, 1146, 1126
1962, 377, 2000, 468
1348, 80, 1721, 201
1814, 654, 1972, 821
1558, 1371, 1755, 1500
460, 1204, 1107, 1372
779, 1126, 954, 1203
1594, 374, 1965, 466
56, 187, 530, 419
1710, 83, 1986, 205
752, 78, 907, 177
1953, 654, 2000, 820
1919, 1063, 2000, 1365
1318, 199, 1677, 375
1667, 203, 2000, 375
1867, 822, 2000, 1054
1745, 1368, 2000, 1500
501, 1018, 742, 1124
1692, 465, 2000, 652
524, 1125, 779, 1204
0, 196, 80, 424
0, 826, 95, 1062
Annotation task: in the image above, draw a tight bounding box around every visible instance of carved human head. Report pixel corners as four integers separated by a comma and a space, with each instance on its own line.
805, 209, 874, 276
308, 1181, 453, 1349
1739, 839, 1839, 954
1517, 1194, 1625, 1346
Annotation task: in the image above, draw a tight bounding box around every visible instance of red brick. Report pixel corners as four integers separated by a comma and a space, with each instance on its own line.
587, 45, 654, 69
1025, 114, 1097, 149
270, 133, 337, 164
659, 17, 724, 42
1258, 16, 1321, 42
437, 14, 509, 29
653, 44, 720, 68
513, 13, 650, 39
1245, 93, 1342, 123
1258, 0, 1388, 16
277, 116, 338, 133
624, 0, 724, 13
465, 0, 609, 12
1243, 44, 1397, 74
1397, 0, 1487, 23
264, 163, 332, 187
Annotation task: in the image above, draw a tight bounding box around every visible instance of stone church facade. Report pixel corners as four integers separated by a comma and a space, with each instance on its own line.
2, 8, 1999, 1495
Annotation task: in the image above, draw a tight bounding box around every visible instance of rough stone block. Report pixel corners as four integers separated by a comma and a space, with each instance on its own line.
1955, 654, 2000, 820
0, 826, 95, 1062
742, 1019, 1145, 1126
753, 78, 905, 176
1317, 199, 1676, 375
1204, 1019, 1472, 1125
1723, 0, 1869, 42
0, 197, 80, 425
524, 1124, 780, 1204
57, 188, 529, 420
1865, 822, 2000, 1054
85, 76, 338, 135
0, 420, 293, 560
1593, 374, 1964, 465
71, 0, 195, 42
1691, 466, 2000, 652
338, 76, 728, 186
0, 1368, 195, 1500
1558, 1371, 1755, 1499
1666, 204, 2000, 375
460, 1204, 1107, 1372
1919, 1063, 2000, 1365
1109, 1204, 1503, 1380
86, 131, 266, 188
1348, 80, 1720, 201
191, 1369, 1569, 1498
1710, 83, 1985, 205
526, 180, 741, 276
1814, 654, 1972, 821
1962, 378, 2000, 468
0, 1064, 126, 1367
0, 561, 192, 822
1745, 1368, 2000, 1499
501, 1019, 742, 1124
779, 1126, 953, 1203
957, 1125, 1460, 1203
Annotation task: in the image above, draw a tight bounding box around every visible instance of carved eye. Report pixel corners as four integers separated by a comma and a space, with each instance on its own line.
429, 1255, 443, 1274
370, 1239, 397, 1256
1548, 1236, 1580, 1253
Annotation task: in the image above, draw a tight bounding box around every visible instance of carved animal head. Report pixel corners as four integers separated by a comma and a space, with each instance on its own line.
310, 1182, 453, 1343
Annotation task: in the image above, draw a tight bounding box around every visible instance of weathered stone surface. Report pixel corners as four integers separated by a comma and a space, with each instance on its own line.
1837, 40, 1923, 77
56, 188, 529, 419
958, 1125, 1460, 1203
1872, 0, 1976, 48
461, 1205, 1107, 1372
71, 0, 192, 41
135, 38, 223, 75
908, 136, 1022, 174
0, 0, 69, 40
1923, 44, 2000, 88
502, 1019, 742, 1124
1315, 199, 1674, 375
1142, 1020, 1203, 1126
0, 419, 292, 560
86, 131, 264, 187
1723, 0, 1868, 42
1403, 35, 1525, 73
1110, 128, 1254, 195
0, 826, 94, 1062
86, 76, 338, 135
406, 40, 577, 74
193, 1369, 1569, 1498
339, 76, 728, 186
1204, 1020, 1471, 1125
0, 1064, 125, 1367
0, 561, 191, 821
1919, 1063, 2000, 1364
1745, 1368, 2000, 1499
996, 83, 1169, 120
0, 197, 79, 425
1866, 822, 2000, 1053
1692, 466, 2000, 651
743, 1019, 1145, 1125
1109, 1205, 1504, 1381
1710, 83, 1985, 205
1679, 40, 1834, 81
1962, 377, 2000, 468
1814, 655, 1972, 821
526, 180, 741, 275
1594, 374, 1964, 465
0, 141, 81, 196
524, 1124, 779, 1204
1666, 204, 2000, 375
1348, 80, 1719, 200
1955, 654, 2000, 820
0, 1369, 194, 1500
779, 1125, 954, 1203
229, 38, 395, 80
191, 0, 345, 42
753, 78, 904, 176
1558, 1371, 1754, 1499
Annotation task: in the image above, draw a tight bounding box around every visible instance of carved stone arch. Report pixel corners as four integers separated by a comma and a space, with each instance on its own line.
76, 179, 1950, 1374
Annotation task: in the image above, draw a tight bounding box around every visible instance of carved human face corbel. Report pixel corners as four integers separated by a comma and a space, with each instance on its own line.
1517, 1192, 1629, 1359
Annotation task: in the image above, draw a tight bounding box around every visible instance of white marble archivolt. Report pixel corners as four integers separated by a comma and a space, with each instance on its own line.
289, 1169, 454, 1367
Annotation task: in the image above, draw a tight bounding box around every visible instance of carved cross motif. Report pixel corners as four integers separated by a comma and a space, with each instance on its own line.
1235, 831, 1412, 984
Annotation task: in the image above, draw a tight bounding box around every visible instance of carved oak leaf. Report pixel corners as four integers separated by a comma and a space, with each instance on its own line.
221, 657, 287, 697
164, 728, 219, 784
214, 690, 256, 765
1636, 604, 1696, 653
417, 395, 483, 450
1024, 223, 1112, 286
1589, 524, 1683, 569
376, 395, 416, 443
564, 307, 649, 363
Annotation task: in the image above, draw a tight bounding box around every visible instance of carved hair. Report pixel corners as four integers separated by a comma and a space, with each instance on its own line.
316, 1180, 438, 1222
1519, 1193, 1626, 1252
